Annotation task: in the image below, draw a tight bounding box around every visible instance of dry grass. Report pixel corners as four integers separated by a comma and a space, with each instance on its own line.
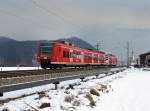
2, 108, 11, 111
0, 90, 51, 104
24, 102, 39, 111
96, 84, 108, 93
60, 105, 65, 110
37, 91, 50, 99
85, 93, 95, 107
60, 105, 76, 111
72, 99, 80, 106
0, 94, 33, 104
64, 95, 74, 103
90, 88, 100, 96
39, 103, 51, 109
101, 84, 107, 89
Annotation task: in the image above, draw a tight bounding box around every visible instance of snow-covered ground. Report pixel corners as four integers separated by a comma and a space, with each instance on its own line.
0, 66, 121, 71
0, 67, 41, 71
0, 68, 150, 111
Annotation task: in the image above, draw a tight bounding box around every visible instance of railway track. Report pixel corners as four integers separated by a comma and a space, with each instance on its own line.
0, 68, 86, 78
0, 67, 126, 96
0, 67, 118, 79
0, 67, 103, 78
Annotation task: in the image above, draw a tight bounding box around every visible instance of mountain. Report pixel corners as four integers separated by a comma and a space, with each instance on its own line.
0, 36, 17, 43
0, 40, 40, 66
0, 36, 95, 66
59, 37, 96, 50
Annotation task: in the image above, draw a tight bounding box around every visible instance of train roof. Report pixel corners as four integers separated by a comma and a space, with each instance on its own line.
39, 40, 106, 54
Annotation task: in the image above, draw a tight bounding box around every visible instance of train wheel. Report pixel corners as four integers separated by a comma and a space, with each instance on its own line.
41, 65, 46, 70
59, 66, 62, 69
41, 66, 46, 70
49, 66, 52, 70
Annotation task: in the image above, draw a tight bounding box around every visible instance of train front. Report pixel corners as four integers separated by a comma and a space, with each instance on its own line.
37, 42, 53, 69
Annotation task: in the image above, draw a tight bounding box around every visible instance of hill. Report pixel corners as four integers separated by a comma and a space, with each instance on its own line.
0, 37, 95, 66
59, 37, 96, 50
0, 36, 17, 43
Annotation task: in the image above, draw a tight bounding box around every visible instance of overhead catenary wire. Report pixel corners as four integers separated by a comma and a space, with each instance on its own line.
0, 8, 58, 34
0, 0, 90, 37
30, 0, 73, 26
30, 0, 89, 37
0, 0, 92, 40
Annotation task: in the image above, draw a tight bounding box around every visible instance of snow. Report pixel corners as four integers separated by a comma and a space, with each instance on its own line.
0, 66, 123, 71
0, 66, 41, 71
1, 68, 150, 111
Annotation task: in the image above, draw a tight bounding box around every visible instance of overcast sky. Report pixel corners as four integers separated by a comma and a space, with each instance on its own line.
0, 0, 150, 59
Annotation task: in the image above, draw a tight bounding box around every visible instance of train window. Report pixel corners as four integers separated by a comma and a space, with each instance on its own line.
63, 51, 66, 58
69, 52, 73, 58
67, 52, 69, 58
40, 42, 52, 56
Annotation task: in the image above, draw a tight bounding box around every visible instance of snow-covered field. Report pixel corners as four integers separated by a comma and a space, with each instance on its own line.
0, 67, 121, 71
0, 68, 150, 111
0, 67, 41, 71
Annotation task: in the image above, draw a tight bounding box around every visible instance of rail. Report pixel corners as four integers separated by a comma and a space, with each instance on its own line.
0, 67, 125, 96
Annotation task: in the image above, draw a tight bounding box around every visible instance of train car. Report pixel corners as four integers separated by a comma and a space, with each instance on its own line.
37, 41, 117, 69
98, 51, 105, 65
105, 53, 117, 66
37, 41, 84, 69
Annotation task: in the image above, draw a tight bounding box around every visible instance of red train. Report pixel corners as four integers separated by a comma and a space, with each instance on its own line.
37, 41, 117, 69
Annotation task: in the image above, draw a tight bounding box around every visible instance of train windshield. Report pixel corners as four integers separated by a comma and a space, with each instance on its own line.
40, 42, 53, 56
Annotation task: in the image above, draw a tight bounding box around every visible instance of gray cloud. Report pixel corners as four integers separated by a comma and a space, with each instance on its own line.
0, 0, 150, 58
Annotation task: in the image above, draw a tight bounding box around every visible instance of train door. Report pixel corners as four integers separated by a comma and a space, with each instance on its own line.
64, 48, 70, 63
81, 51, 84, 64
89, 52, 92, 64
58, 46, 62, 63
105, 55, 109, 65
70, 49, 73, 64
92, 53, 94, 65
62, 48, 68, 63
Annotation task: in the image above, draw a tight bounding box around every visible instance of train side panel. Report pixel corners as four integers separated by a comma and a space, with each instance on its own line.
38, 41, 117, 69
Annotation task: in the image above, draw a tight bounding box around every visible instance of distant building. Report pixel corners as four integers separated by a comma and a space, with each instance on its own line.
139, 52, 150, 67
